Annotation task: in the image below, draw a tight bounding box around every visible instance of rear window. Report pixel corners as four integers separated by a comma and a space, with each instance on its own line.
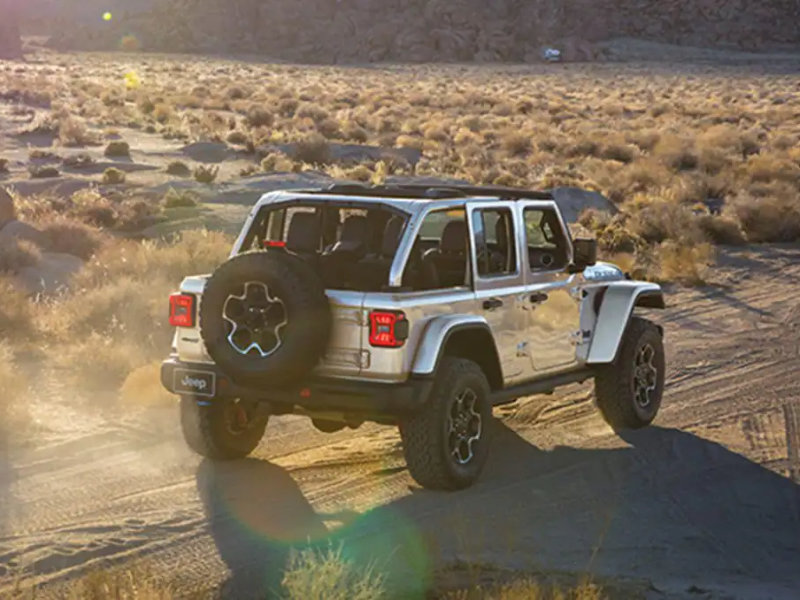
239, 201, 409, 291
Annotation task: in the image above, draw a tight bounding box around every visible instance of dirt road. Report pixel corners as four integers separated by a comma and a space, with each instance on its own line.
2, 245, 799, 599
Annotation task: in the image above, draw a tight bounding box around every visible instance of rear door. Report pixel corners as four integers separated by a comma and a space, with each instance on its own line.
467, 201, 529, 386
519, 203, 582, 374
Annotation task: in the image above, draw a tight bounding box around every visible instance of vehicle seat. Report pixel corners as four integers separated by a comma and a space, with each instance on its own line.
491, 217, 512, 273
421, 220, 468, 288
321, 215, 369, 287
286, 212, 320, 262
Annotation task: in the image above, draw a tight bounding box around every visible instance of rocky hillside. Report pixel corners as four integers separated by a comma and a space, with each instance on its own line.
28, 0, 800, 61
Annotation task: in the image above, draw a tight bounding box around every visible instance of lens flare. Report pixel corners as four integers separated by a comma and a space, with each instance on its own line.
102, 12, 113, 22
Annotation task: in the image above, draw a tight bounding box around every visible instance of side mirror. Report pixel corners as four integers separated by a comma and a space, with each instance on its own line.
568, 238, 597, 273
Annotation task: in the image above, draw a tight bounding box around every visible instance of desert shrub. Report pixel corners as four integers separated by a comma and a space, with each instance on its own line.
104, 141, 130, 158
296, 103, 330, 123
281, 546, 384, 600
38, 216, 103, 259
278, 98, 300, 117
62, 153, 95, 169
653, 135, 697, 171
153, 103, 173, 123
292, 134, 331, 165
502, 131, 532, 156
193, 165, 219, 184
0, 277, 35, 342
629, 199, 705, 245
226, 130, 248, 145
261, 152, 294, 172
657, 241, 714, 285
744, 154, 800, 184
245, 105, 274, 128
166, 160, 191, 177
342, 122, 368, 143
58, 116, 98, 147
0, 157, 8, 173
29, 165, 60, 179
226, 85, 249, 100
317, 117, 342, 139
102, 167, 126, 185
697, 214, 746, 245
0, 238, 41, 273
732, 194, 800, 243
345, 164, 373, 182
446, 577, 604, 600
163, 188, 198, 208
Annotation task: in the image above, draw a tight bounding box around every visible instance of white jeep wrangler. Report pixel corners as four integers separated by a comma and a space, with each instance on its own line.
162, 184, 666, 490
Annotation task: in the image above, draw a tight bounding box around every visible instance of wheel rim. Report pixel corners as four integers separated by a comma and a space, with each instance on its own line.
222, 281, 288, 357
633, 343, 658, 409
447, 387, 482, 465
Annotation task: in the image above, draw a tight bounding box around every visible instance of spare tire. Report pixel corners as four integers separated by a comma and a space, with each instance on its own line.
200, 251, 330, 387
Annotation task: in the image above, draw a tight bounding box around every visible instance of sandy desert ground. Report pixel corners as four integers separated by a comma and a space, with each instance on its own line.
1, 243, 799, 599
1, 46, 799, 599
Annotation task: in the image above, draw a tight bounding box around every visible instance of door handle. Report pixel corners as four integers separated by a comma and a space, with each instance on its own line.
483, 298, 504, 310
530, 292, 549, 304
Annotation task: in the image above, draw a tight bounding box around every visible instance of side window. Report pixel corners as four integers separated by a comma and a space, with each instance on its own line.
403, 209, 469, 290
472, 208, 517, 277
524, 208, 569, 271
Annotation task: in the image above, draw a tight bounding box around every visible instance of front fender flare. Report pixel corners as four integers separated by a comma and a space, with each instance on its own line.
587, 282, 664, 364
411, 315, 493, 376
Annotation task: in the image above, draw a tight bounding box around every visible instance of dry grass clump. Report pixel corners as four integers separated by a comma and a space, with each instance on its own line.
293, 134, 332, 165
164, 188, 198, 208
48, 230, 231, 393
104, 140, 131, 158
58, 116, 100, 147
447, 578, 604, 600
0, 277, 36, 343
165, 160, 191, 177
193, 164, 219, 184
37, 216, 104, 260
282, 546, 385, 600
29, 165, 60, 179
102, 167, 126, 184
731, 193, 800, 243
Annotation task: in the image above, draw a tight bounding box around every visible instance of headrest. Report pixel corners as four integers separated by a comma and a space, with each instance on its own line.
329, 215, 369, 255
440, 220, 467, 254
286, 212, 319, 253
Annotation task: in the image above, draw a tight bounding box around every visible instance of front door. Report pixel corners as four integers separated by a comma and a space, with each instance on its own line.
467, 202, 528, 385
520, 204, 582, 374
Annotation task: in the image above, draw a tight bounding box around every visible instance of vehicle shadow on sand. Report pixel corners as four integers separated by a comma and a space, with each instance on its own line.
197, 424, 800, 598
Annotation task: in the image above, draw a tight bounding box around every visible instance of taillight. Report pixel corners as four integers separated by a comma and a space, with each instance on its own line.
263, 240, 287, 249
169, 293, 196, 327
369, 311, 409, 348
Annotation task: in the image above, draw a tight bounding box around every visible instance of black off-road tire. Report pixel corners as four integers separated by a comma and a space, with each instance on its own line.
400, 358, 492, 491
180, 396, 268, 460
200, 251, 330, 388
595, 317, 665, 431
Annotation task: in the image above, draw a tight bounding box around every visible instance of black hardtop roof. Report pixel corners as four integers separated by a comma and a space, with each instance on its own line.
298, 183, 554, 201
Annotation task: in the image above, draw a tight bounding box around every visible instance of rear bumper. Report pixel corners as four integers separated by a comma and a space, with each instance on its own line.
161, 356, 433, 418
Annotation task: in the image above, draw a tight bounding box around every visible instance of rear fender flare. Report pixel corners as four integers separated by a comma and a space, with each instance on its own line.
411, 315, 496, 378
587, 282, 664, 364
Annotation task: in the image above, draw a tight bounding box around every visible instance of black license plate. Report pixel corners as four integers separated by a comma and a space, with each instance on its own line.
174, 369, 216, 397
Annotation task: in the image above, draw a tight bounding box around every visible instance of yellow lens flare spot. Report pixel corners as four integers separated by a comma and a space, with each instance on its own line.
124, 71, 142, 89
102, 12, 113, 22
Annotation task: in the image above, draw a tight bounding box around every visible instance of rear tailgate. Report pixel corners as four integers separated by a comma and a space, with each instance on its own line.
315, 290, 367, 378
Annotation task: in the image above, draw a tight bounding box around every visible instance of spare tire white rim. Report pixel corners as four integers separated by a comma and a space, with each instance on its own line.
222, 281, 288, 357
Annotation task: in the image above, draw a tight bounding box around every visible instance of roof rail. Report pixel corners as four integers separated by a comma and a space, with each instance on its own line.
314, 183, 553, 201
